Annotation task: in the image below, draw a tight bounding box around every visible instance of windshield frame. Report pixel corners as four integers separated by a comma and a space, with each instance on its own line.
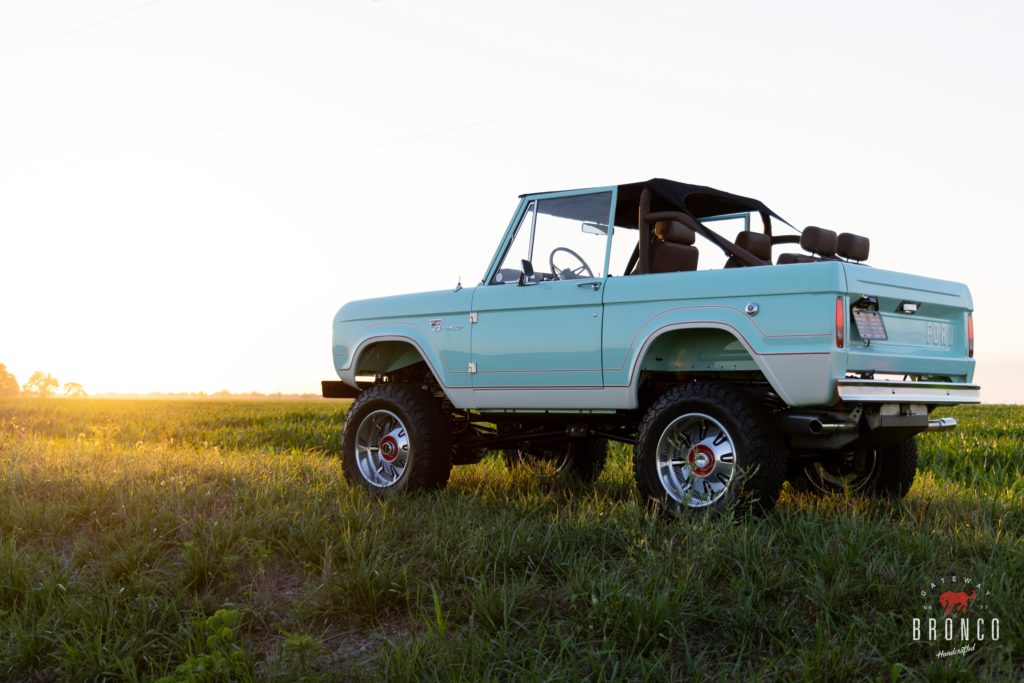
482, 185, 618, 285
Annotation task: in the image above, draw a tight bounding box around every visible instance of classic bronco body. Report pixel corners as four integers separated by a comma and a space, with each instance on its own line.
324, 179, 979, 514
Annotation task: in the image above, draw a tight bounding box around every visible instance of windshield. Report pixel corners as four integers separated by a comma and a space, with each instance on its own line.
491, 192, 612, 283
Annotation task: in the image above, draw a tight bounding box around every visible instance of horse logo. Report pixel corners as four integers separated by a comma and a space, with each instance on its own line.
938, 590, 977, 616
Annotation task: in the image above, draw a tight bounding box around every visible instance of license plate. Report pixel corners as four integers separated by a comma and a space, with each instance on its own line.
852, 309, 888, 341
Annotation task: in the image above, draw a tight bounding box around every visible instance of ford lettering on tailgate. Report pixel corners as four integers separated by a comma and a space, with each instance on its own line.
926, 322, 953, 346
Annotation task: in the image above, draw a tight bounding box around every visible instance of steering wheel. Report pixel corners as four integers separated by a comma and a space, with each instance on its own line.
549, 247, 594, 280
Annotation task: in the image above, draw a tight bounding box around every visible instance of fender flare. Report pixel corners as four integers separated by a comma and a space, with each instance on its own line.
624, 321, 803, 406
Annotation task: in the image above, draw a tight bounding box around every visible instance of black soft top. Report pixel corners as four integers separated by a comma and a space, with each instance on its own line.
615, 178, 787, 229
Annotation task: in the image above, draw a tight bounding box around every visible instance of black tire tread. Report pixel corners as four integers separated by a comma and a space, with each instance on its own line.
870, 436, 917, 498
341, 383, 453, 493
566, 436, 609, 483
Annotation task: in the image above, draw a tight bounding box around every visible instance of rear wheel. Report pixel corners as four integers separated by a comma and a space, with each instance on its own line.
341, 383, 452, 494
788, 437, 918, 498
634, 383, 785, 515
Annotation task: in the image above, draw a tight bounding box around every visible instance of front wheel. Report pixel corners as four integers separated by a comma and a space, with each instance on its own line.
633, 383, 786, 515
341, 383, 452, 494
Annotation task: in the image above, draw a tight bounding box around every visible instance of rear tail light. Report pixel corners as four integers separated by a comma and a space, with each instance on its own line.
968, 313, 974, 358
835, 296, 845, 349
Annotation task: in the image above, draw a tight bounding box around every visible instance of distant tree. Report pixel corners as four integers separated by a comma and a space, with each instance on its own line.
23, 371, 59, 398
0, 364, 18, 397
63, 382, 87, 398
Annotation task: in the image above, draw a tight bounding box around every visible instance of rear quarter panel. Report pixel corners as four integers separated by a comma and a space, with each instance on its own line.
602, 263, 847, 406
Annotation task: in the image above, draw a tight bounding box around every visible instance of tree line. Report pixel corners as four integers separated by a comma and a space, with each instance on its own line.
0, 364, 86, 398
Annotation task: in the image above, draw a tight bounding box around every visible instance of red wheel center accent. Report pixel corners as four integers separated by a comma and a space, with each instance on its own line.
379, 435, 399, 462
688, 444, 715, 477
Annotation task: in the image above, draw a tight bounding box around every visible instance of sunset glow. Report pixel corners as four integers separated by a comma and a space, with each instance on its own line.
1, 1, 1021, 402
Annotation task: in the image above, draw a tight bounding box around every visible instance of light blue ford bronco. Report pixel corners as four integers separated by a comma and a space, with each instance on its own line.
324, 179, 979, 514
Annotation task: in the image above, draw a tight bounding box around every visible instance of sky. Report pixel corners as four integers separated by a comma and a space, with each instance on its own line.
1, 0, 1021, 402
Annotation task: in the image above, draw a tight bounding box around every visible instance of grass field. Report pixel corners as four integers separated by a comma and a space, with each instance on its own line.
0, 399, 1020, 681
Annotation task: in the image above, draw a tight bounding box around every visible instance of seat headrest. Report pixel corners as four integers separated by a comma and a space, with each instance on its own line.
800, 226, 837, 257
734, 231, 772, 261
837, 233, 870, 262
778, 253, 817, 265
654, 220, 695, 246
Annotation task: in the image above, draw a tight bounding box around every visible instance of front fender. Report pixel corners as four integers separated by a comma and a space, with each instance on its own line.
335, 323, 473, 390
332, 287, 475, 395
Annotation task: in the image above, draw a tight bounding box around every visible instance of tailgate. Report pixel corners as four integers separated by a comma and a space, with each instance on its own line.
841, 264, 976, 397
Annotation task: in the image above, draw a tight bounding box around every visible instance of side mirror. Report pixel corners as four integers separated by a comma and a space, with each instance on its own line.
517, 259, 535, 286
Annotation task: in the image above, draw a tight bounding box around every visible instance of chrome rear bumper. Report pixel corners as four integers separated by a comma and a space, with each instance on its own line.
837, 379, 981, 405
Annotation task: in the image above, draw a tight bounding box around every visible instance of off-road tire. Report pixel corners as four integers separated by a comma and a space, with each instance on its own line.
790, 437, 917, 498
341, 383, 452, 494
633, 383, 786, 515
503, 436, 609, 483
872, 437, 918, 497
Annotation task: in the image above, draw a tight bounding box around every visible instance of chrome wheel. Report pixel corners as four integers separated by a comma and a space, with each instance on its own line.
635, 383, 785, 515
655, 412, 736, 509
354, 409, 410, 488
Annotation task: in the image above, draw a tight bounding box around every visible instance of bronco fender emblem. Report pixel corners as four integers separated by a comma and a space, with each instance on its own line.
430, 319, 462, 333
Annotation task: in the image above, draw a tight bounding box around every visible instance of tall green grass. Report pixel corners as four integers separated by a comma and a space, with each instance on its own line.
0, 399, 1020, 681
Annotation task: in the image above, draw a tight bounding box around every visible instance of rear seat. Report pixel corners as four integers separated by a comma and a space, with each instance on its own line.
777, 226, 837, 264
725, 231, 772, 267
837, 232, 869, 262
650, 220, 699, 273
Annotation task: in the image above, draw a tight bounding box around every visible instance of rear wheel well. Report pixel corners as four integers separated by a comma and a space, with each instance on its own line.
635, 328, 776, 411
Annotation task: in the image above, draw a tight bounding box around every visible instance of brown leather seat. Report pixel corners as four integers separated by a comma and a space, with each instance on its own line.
776, 252, 816, 264
651, 220, 699, 273
725, 231, 772, 268
777, 226, 837, 264
837, 232, 869, 262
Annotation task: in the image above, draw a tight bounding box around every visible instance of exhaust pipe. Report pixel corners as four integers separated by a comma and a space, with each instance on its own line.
808, 419, 858, 435
780, 415, 859, 435
784, 415, 956, 436
927, 417, 957, 432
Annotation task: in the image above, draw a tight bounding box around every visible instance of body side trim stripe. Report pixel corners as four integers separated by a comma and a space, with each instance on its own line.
605, 304, 830, 373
